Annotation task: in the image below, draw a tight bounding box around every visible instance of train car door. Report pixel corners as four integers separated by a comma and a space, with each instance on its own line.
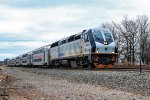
80, 35, 84, 57
83, 33, 91, 55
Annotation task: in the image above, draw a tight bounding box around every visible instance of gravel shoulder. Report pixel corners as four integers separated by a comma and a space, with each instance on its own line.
1, 66, 150, 100
0, 67, 49, 100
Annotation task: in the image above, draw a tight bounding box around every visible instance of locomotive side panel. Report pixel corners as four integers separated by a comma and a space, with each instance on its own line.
59, 39, 81, 59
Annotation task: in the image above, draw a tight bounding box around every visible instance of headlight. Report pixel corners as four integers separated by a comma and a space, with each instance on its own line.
96, 48, 100, 53
104, 41, 108, 45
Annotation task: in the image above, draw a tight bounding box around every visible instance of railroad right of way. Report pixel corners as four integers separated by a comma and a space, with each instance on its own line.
9, 66, 150, 96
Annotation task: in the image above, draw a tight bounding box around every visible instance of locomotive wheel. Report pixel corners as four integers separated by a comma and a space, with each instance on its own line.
55, 61, 60, 68
76, 58, 80, 66
90, 63, 96, 69
82, 58, 95, 69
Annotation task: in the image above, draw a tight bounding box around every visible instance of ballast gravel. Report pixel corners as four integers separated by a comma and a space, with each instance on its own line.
1, 66, 150, 100
19, 67, 150, 95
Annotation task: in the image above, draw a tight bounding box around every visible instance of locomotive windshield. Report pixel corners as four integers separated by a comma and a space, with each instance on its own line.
93, 31, 104, 44
104, 33, 113, 44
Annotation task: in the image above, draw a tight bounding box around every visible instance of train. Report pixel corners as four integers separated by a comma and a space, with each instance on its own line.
5, 27, 118, 69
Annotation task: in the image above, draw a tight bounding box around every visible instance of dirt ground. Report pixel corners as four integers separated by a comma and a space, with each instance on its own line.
0, 67, 50, 100
0, 66, 150, 100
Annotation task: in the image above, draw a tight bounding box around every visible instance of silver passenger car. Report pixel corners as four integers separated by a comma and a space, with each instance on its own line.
31, 46, 49, 66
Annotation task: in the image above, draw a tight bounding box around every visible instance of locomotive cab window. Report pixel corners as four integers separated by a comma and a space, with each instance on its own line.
104, 33, 113, 44
93, 31, 104, 44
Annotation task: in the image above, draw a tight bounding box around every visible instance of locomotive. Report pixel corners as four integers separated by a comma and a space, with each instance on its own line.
6, 27, 117, 69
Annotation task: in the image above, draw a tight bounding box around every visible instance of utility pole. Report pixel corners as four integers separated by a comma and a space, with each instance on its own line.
140, 26, 142, 73
140, 47, 142, 73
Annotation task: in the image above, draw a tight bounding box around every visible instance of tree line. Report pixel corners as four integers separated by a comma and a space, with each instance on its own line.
102, 15, 150, 66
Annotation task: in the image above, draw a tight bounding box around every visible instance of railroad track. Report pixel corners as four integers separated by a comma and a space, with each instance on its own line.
11, 65, 150, 73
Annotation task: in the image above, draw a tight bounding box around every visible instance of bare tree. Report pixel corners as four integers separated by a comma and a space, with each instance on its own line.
101, 15, 150, 66
113, 16, 139, 65
137, 15, 150, 65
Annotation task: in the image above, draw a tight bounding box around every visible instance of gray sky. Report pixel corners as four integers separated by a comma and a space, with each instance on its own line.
0, 0, 148, 60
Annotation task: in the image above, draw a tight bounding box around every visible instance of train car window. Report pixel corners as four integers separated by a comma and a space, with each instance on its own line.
22, 54, 28, 58
82, 30, 86, 33
33, 58, 42, 62
16, 57, 19, 59
40, 49, 43, 53
33, 49, 44, 55
22, 60, 27, 63
62, 40, 66, 44
55, 42, 58, 46
51, 41, 58, 48
34, 51, 37, 54
75, 35, 81, 40
68, 35, 75, 42
51, 43, 54, 48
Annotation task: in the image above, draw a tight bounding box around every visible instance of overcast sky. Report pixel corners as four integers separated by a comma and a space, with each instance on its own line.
0, 0, 149, 60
